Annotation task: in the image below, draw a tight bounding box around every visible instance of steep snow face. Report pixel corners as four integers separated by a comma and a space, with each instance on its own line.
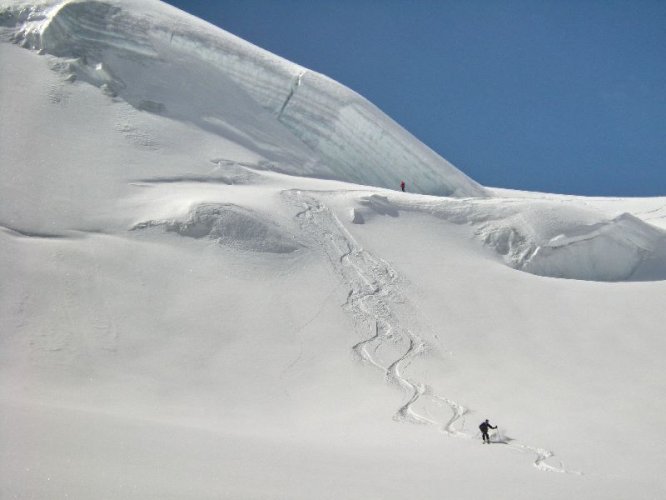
1, 0, 486, 197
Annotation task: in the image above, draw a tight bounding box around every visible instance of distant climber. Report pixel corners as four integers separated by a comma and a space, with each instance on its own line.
479, 419, 497, 444
400, 180, 405, 192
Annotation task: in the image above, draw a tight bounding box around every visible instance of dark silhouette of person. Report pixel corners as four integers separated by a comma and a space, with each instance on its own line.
479, 419, 497, 444
400, 180, 405, 192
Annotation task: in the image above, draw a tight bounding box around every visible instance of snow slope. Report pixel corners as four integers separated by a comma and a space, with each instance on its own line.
2, 1, 666, 499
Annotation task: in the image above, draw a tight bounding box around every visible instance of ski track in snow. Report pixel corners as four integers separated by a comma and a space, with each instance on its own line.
285, 190, 581, 474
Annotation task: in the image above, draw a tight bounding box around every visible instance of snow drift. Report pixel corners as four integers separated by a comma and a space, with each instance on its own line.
133, 202, 301, 253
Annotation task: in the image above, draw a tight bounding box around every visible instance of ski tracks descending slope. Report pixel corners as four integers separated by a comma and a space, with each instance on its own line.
284, 190, 579, 474
285, 191, 467, 434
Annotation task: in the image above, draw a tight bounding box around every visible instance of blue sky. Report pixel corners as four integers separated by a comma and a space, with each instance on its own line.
165, 0, 665, 196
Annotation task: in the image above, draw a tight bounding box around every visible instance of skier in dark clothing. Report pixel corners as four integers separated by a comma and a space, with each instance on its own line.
479, 419, 497, 444
400, 180, 405, 192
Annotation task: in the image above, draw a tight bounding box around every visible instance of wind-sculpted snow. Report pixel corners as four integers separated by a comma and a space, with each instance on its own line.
518, 213, 666, 281
133, 202, 300, 253
2, 0, 486, 197
351, 194, 666, 282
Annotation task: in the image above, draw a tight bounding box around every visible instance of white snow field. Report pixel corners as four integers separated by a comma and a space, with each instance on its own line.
1, 1, 666, 499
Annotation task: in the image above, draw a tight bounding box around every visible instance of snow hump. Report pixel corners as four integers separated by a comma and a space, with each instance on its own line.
2, 0, 487, 197
133, 203, 300, 253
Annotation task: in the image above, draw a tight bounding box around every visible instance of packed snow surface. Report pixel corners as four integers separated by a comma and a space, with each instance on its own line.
2, 1, 666, 499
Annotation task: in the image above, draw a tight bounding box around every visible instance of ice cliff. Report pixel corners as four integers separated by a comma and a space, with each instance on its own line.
1, 0, 486, 197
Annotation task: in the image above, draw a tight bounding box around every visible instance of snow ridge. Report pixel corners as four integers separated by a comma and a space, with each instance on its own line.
286, 190, 575, 472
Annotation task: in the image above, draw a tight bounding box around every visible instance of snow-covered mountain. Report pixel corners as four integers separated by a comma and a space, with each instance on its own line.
2, 1, 666, 499
2, 0, 486, 197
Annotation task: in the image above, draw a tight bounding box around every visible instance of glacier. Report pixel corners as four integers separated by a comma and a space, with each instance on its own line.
2, 1, 666, 499
2, 0, 486, 196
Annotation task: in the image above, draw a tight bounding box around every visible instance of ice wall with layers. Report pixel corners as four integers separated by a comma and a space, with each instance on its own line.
1, 0, 487, 197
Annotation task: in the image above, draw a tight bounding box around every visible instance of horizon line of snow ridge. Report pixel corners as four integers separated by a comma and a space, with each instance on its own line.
2, 0, 488, 197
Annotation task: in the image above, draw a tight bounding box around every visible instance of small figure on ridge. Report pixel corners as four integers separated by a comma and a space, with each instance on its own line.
479, 419, 497, 444
400, 180, 405, 192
